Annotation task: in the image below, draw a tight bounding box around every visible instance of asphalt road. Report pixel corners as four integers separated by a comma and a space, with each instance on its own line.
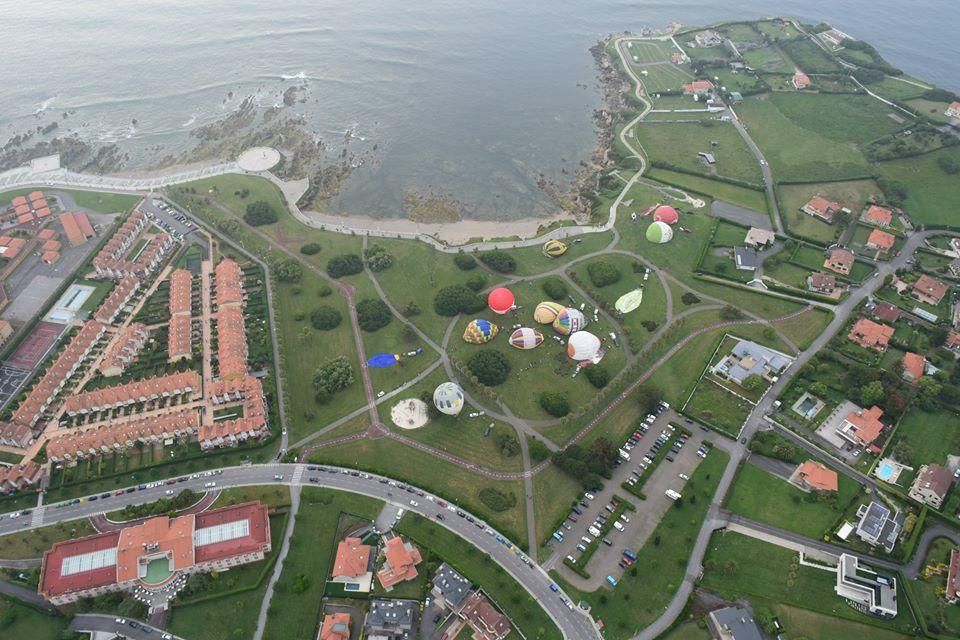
0, 464, 600, 640
70, 612, 179, 640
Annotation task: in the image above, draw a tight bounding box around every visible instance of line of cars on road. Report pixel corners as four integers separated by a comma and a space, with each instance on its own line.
47, 470, 225, 510
113, 617, 172, 638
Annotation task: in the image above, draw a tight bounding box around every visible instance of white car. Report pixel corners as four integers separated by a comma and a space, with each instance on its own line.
165, 490, 174, 495
613, 521, 625, 532
679, 473, 689, 480
410, 500, 419, 507
204, 482, 216, 488
115, 618, 126, 625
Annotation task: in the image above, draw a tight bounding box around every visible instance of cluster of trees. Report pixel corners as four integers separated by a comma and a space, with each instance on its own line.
313, 356, 354, 403
300, 242, 322, 255
465, 273, 488, 292
243, 200, 277, 226
478, 251, 516, 274
356, 298, 392, 332
454, 254, 477, 270
434, 285, 486, 316
551, 437, 618, 488
938, 155, 960, 175
584, 365, 609, 389
681, 292, 701, 305
327, 254, 363, 278
492, 427, 520, 457
310, 305, 342, 331
115, 489, 200, 520
541, 277, 568, 301
273, 258, 303, 283
467, 350, 511, 386
634, 384, 664, 416
539, 391, 570, 417
364, 244, 393, 272
586, 260, 621, 288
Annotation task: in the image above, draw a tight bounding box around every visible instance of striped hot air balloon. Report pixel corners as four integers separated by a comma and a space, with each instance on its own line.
533, 301, 566, 324
462, 318, 499, 344
553, 308, 587, 336
509, 327, 544, 350
542, 239, 568, 257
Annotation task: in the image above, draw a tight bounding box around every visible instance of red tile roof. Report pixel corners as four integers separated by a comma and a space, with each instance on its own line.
74, 212, 94, 239
902, 352, 925, 382
62, 370, 200, 416
14, 203, 30, 215
59, 212, 87, 247
866, 228, 895, 251
332, 537, 372, 579
39, 530, 122, 599
948, 549, 960, 601
864, 205, 893, 226
28, 191, 44, 203
872, 302, 902, 323
169, 269, 193, 316
94, 276, 139, 325
116, 513, 196, 582
46, 408, 198, 461
41, 251, 60, 264
848, 317, 894, 351
377, 536, 422, 588
37, 228, 58, 241
320, 613, 351, 640
11, 196, 27, 207
913, 274, 949, 305
194, 502, 271, 564
843, 405, 884, 445
797, 460, 838, 491
801, 196, 841, 221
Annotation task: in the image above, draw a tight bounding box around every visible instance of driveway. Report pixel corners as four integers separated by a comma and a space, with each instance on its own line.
710, 200, 770, 230
745, 453, 795, 481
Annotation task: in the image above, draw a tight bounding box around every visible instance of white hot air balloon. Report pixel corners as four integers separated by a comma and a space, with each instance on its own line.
567, 331, 602, 361
433, 382, 465, 416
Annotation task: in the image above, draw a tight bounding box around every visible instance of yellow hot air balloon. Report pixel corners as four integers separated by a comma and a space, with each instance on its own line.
542, 239, 568, 257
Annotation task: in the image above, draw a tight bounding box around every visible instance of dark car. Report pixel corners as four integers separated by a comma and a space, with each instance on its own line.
433, 614, 442, 624
435, 513, 445, 520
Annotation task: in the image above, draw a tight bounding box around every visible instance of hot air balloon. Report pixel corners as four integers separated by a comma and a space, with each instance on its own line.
553, 307, 587, 336
509, 327, 544, 350
462, 318, 499, 344
534, 301, 566, 324
646, 220, 674, 244
542, 239, 568, 257
653, 205, 679, 225
567, 331, 602, 361
615, 289, 644, 314
433, 382, 465, 416
487, 287, 515, 315
367, 353, 399, 368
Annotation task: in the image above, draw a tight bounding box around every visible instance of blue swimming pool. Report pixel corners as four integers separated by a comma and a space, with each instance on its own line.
877, 462, 894, 481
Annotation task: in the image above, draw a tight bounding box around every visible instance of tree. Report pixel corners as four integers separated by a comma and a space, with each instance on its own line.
681, 292, 700, 305
364, 244, 393, 271
589, 437, 618, 468
741, 374, 763, 391
310, 305, 342, 330
586, 261, 622, 288
478, 251, 517, 274
243, 200, 277, 226
454, 254, 477, 270
860, 380, 885, 407
292, 573, 311, 594
299, 242, 322, 255
492, 428, 520, 456
809, 382, 829, 397
401, 301, 421, 317
938, 155, 960, 175
313, 357, 355, 394
634, 384, 663, 415
584, 365, 609, 389
719, 305, 743, 320
467, 350, 511, 386
917, 377, 943, 411
528, 439, 551, 463
539, 392, 571, 417
356, 298, 392, 332
274, 258, 303, 283
466, 274, 488, 292
326, 254, 364, 278
434, 285, 486, 316
542, 277, 568, 301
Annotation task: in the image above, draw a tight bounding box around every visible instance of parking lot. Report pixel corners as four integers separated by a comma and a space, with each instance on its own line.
814, 400, 860, 463
139, 198, 199, 240
548, 405, 718, 588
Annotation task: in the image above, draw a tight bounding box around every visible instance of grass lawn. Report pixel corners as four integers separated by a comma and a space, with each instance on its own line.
0, 519, 97, 559
67, 190, 141, 213
75, 278, 115, 313
886, 409, 960, 485
754, 20, 802, 41
647, 170, 768, 215
684, 379, 752, 435
736, 94, 875, 182
771, 603, 912, 640
0, 598, 69, 639
905, 98, 953, 124
307, 437, 527, 545
777, 38, 844, 73
700, 532, 915, 632
869, 77, 930, 101
742, 46, 793, 73
875, 146, 960, 227
764, 260, 813, 289
553, 450, 730, 639
639, 64, 695, 94
771, 307, 832, 350
569, 254, 668, 352
214, 485, 291, 509
398, 512, 562, 640
725, 462, 862, 538
533, 465, 582, 553
778, 179, 883, 245
263, 488, 382, 640
633, 122, 762, 185
719, 23, 764, 44
504, 231, 614, 277
661, 621, 711, 640
910, 536, 960, 636
624, 39, 676, 64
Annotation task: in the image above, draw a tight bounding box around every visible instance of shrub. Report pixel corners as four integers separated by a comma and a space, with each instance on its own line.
938, 155, 960, 175
492, 428, 520, 457
587, 261, 621, 287
274, 258, 303, 283
539, 391, 570, 417
584, 366, 609, 389
243, 200, 277, 226
363, 244, 393, 272
300, 243, 322, 255
466, 274, 488, 292
326, 254, 363, 278
313, 356, 355, 394
478, 251, 516, 274
356, 298, 392, 332
467, 350, 511, 386
317, 284, 333, 297
401, 301, 421, 316
434, 285, 486, 316
541, 277, 568, 301
681, 292, 701, 305
310, 305, 342, 331
454, 254, 478, 271
478, 487, 517, 512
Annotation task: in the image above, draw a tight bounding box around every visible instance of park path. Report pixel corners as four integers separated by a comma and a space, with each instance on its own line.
253, 484, 301, 640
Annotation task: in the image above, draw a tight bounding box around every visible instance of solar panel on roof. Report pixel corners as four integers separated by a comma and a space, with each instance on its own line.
193, 519, 250, 547
60, 548, 117, 576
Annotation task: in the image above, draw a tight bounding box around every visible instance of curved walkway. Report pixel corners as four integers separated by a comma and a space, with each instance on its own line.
88, 489, 220, 533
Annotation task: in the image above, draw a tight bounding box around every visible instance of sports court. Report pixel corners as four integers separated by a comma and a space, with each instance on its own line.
6, 321, 65, 369
0, 363, 31, 409
44, 283, 95, 324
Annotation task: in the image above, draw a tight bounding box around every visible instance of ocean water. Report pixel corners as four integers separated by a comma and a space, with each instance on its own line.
0, 0, 955, 219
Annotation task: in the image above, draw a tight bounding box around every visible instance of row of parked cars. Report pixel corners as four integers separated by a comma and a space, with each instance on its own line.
555, 493, 630, 564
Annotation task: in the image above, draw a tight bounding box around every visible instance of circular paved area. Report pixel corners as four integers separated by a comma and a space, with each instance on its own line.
237, 147, 281, 172
390, 398, 429, 429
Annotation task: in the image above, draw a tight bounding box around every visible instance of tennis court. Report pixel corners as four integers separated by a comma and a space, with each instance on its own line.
6, 321, 65, 369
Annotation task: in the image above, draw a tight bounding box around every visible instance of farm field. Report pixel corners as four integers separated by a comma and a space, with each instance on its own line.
633, 121, 763, 185
645, 170, 768, 214
875, 147, 960, 226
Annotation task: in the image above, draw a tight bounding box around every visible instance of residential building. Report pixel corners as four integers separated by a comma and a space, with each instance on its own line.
711, 339, 792, 386
58, 212, 88, 247
807, 272, 836, 294
848, 318, 894, 352
901, 352, 926, 383
320, 613, 351, 640
912, 275, 949, 306
948, 258, 960, 279
0, 319, 13, 347
364, 599, 418, 640
41, 251, 60, 265
908, 464, 953, 509
794, 460, 838, 492
945, 330, 960, 353
866, 229, 895, 254
945, 101, 960, 119
695, 30, 723, 47
863, 205, 894, 228
0, 460, 44, 492
39, 502, 270, 605
62, 370, 200, 417
99, 323, 150, 377
871, 302, 902, 324
377, 536, 422, 590
824, 248, 855, 275
460, 591, 511, 640
946, 549, 960, 603
854, 501, 902, 553
835, 554, 898, 617
432, 563, 473, 611
743, 227, 775, 248
0, 422, 33, 448
197, 416, 270, 451
837, 405, 885, 449
168, 315, 193, 363
682, 80, 714, 96
733, 246, 758, 271
331, 536, 373, 592
801, 196, 841, 222
792, 71, 811, 90
46, 409, 199, 464
93, 276, 140, 325
706, 606, 764, 640
215, 259, 247, 379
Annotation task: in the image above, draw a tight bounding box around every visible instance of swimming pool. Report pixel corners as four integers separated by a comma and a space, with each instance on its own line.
44, 284, 95, 324
877, 462, 895, 481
